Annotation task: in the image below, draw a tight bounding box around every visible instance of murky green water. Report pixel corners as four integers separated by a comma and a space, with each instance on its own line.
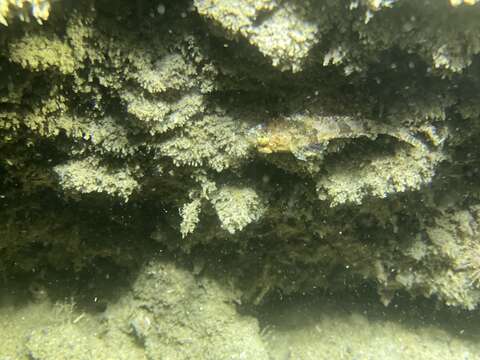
2, 0, 480, 359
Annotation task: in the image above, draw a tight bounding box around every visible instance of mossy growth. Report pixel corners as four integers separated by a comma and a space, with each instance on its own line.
211, 185, 266, 234
1, 0, 480, 314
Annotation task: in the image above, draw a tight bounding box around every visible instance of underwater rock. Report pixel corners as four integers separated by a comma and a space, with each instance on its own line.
195, 0, 319, 72
107, 259, 270, 360
0, 0, 480, 313
0, 0, 51, 26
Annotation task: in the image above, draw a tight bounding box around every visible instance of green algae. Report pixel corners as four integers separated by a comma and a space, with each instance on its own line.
1, 0, 480, 357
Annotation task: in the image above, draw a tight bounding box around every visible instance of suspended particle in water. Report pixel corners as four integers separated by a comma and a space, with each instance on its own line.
157, 3, 166, 15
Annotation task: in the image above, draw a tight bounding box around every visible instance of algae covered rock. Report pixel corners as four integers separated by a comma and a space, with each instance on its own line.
195, 0, 319, 72
0, 0, 51, 26
1, 0, 480, 314
109, 259, 269, 360
211, 185, 266, 234
54, 156, 139, 200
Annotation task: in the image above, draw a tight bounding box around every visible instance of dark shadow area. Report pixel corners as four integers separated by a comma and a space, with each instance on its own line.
255, 284, 480, 344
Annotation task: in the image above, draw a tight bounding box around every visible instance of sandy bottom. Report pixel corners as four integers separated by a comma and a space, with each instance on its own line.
1, 275, 480, 360
260, 292, 480, 360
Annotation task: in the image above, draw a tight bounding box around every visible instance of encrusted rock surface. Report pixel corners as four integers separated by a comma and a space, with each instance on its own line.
1, 0, 480, 317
